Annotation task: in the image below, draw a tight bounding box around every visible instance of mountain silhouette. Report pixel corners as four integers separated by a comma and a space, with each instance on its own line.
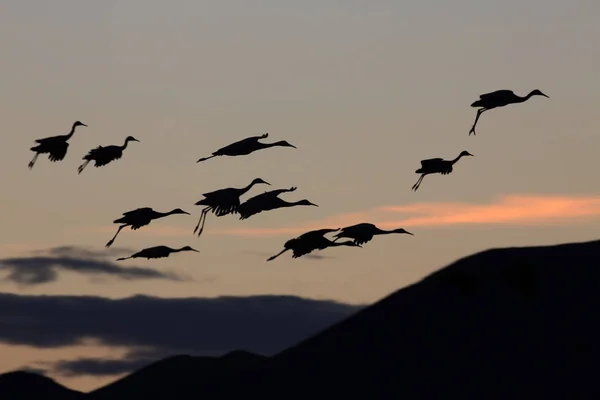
0, 370, 83, 400
87, 351, 266, 400
3, 239, 600, 399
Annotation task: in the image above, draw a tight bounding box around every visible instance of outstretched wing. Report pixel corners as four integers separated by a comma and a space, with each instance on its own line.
215, 135, 263, 155
420, 158, 443, 168
35, 135, 63, 145
94, 146, 123, 166
123, 207, 153, 216
48, 142, 69, 162
479, 89, 514, 100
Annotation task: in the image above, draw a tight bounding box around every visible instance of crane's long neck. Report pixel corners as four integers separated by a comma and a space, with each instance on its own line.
159, 210, 178, 218
240, 181, 259, 195
121, 138, 132, 150
283, 200, 305, 207
174, 247, 187, 253
65, 124, 78, 140
451, 154, 466, 165
516, 91, 537, 103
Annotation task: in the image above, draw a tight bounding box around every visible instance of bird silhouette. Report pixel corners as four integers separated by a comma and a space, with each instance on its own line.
193, 178, 270, 237
267, 228, 361, 261
28, 121, 87, 169
106, 207, 190, 248
469, 89, 549, 135
196, 133, 296, 163
116, 245, 199, 261
332, 223, 413, 246
412, 150, 474, 192
77, 136, 140, 174
238, 186, 318, 220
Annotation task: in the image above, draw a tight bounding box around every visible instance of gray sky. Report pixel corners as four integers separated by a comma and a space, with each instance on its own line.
1, 0, 599, 392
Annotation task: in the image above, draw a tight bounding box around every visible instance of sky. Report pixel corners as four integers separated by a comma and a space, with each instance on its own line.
1, 0, 599, 392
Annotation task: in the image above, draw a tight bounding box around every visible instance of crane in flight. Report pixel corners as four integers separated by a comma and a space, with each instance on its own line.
267, 228, 361, 261
412, 150, 473, 191
196, 133, 296, 163
469, 89, 549, 135
78, 136, 140, 174
237, 186, 318, 220
116, 245, 199, 261
332, 223, 413, 246
106, 207, 190, 247
193, 178, 270, 236
28, 121, 87, 169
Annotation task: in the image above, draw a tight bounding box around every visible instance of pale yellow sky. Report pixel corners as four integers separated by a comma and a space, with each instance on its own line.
1, 0, 599, 392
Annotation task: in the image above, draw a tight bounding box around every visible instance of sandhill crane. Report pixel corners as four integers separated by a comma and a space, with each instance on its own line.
78, 136, 140, 174
267, 228, 361, 261
238, 186, 318, 220
193, 178, 270, 237
28, 121, 87, 169
106, 207, 190, 247
332, 223, 413, 246
116, 245, 199, 261
196, 133, 296, 163
412, 150, 473, 192
469, 89, 549, 135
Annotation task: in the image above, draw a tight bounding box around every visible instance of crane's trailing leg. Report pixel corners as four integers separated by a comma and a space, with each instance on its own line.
77, 160, 91, 174
193, 207, 211, 236
412, 175, 425, 191
28, 153, 39, 169
469, 108, 487, 136
116, 256, 133, 261
197, 209, 209, 237
106, 224, 127, 248
267, 248, 289, 261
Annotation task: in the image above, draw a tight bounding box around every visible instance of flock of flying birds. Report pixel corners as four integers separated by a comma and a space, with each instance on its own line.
27, 88, 548, 262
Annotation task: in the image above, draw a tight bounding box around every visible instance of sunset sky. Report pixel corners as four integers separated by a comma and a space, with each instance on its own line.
1, 0, 599, 392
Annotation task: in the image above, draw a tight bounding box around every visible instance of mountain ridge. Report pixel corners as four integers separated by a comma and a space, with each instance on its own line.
3, 238, 599, 399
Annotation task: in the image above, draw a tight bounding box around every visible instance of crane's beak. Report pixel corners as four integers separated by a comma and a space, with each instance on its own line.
190, 248, 200, 252
310, 202, 319, 207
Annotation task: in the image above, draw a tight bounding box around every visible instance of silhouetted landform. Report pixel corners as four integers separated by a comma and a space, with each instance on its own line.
469, 89, 549, 135
196, 133, 296, 163
28, 121, 87, 169
9, 239, 594, 399
193, 178, 270, 237
116, 245, 198, 261
412, 150, 473, 191
267, 228, 361, 261
78, 136, 139, 174
105, 207, 190, 248
332, 222, 413, 245
238, 186, 318, 220
0, 370, 83, 400
85, 351, 266, 400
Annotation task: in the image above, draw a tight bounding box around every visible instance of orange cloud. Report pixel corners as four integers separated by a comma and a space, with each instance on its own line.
76, 194, 600, 239
378, 194, 600, 227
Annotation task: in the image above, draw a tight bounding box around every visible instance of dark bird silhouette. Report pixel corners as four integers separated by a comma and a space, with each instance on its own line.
116, 245, 199, 261
412, 150, 473, 192
469, 89, 549, 135
28, 120, 87, 169
106, 207, 190, 248
238, 186, 318, 220
77, 136, 140, 174
267, 228, 361, 261
196, 133, 296, 163
193, 178, 270, 236
332, 223, 413, 246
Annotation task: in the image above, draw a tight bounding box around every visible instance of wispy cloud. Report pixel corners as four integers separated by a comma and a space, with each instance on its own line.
77, 194, 600, 239
379, 194, 600, 227
0, 246, 186, 286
